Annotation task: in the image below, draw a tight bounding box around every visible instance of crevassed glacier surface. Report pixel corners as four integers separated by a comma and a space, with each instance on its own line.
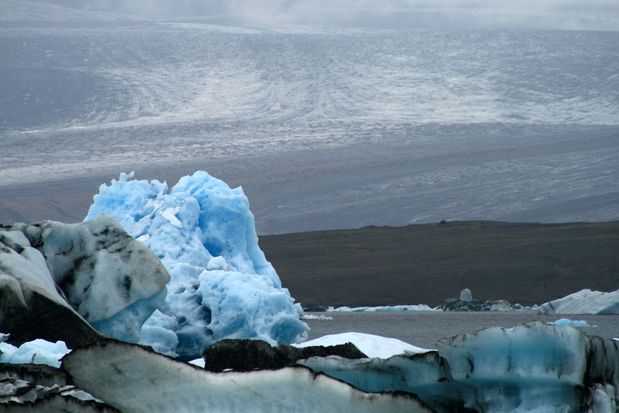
86, 171, 308, 358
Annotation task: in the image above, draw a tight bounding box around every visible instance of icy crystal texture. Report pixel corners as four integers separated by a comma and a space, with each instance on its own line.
86, 171, 308, 358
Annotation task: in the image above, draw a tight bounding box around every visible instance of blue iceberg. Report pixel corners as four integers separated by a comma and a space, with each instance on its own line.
86, 171, 308, 358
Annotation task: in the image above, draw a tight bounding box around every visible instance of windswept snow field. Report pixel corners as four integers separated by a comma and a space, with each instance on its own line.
1, 13, 618, 233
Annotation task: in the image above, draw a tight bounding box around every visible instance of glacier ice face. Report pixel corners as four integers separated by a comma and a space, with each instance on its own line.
300, 352, 460, 412
85, 171, 308, 358
300, 323, 619, 413
15, 217, 170, 343
538, 289, 619, 315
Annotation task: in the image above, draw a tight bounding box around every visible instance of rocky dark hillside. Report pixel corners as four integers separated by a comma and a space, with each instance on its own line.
261, 221, 619, 307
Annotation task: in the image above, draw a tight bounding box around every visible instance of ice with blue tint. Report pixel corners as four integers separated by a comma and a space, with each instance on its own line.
85, 171, 308, 358
15, 216, 170, 344
551, 318, 592, 328
300, 323, 619, 413
0, 334, 70, 368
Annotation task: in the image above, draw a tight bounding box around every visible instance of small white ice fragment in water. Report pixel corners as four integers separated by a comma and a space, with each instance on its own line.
301, 314, 334, 320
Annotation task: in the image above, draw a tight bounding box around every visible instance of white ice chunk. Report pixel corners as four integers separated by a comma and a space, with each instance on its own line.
301, 314, 334, 320
0, 338, 70, 368
327, 304, 438, 312
538, 289, 619, 315
295, 332, 431, 358
188, 357, 205, 367
161, 207, 183, 228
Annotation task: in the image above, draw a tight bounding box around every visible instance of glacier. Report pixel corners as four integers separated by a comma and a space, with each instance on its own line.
85, 171, 308, 358
538, 289, 619, 315
300, 322, 619, 413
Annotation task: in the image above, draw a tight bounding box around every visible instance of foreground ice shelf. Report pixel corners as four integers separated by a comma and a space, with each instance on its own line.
63, 340, 432, 413
301, 322, 619, 413
1, 322, 618, 412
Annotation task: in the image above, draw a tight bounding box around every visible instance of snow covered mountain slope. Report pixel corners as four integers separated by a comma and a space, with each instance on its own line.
86, 172, 307, 358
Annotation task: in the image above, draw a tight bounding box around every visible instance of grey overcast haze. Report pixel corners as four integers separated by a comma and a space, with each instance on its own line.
4, 0, 619, 30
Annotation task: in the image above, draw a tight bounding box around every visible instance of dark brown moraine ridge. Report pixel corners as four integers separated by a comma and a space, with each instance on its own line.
260, 221, 619, 308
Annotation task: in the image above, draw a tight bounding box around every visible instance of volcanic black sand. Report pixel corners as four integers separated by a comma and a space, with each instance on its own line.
261, 221, 619, 308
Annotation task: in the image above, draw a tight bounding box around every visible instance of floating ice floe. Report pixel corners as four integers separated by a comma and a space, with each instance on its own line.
295, 332, 431, 359
301, 313, 334, 320
327, 304, 438, 312
0, 217, 168, 347
550, 318, 592, 328
538, 289, 619, 315
0, 335, 70, 368
86, 171, 308, 358
63, 340, 432, 413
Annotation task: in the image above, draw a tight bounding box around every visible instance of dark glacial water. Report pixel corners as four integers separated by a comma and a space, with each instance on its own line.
304, 311, 619, 349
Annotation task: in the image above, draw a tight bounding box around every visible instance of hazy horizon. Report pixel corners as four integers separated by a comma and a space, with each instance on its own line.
3, 0, 619, 31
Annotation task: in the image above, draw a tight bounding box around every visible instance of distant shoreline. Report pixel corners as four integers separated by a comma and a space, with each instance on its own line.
261, 220, 619, 307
